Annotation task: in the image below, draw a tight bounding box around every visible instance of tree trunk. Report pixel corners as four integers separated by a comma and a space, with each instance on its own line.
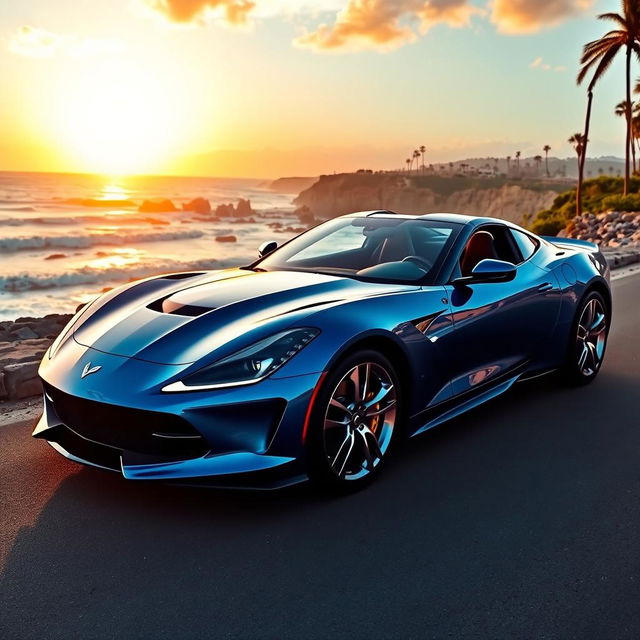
625, 44, 632, 195
577, 89, 594, 217
545, 153, 549, 177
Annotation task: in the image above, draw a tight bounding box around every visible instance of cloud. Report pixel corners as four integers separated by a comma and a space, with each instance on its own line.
295, 0, 484, 52
8, 26, 125, 58
529, 56, 566, 72
491, 0, 595, 35
145, 0, 256, 25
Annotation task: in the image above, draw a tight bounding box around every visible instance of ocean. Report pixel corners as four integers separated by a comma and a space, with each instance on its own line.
0, 172, 299, 321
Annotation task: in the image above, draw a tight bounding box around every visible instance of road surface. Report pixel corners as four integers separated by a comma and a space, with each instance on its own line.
2, 272, 640, 639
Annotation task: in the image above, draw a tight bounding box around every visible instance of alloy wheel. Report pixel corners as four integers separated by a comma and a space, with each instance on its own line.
322, 362, 397, 481
576, 297, 607, 377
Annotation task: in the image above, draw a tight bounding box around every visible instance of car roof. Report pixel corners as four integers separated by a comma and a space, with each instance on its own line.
344, 210, 520, 228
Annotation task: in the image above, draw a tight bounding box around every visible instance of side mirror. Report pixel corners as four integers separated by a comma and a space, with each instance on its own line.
258, 240, 278, 258
453, 259, 517, 286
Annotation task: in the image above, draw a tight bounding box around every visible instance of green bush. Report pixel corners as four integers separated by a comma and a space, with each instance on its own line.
529, 175, 640, 235
530, 209, 568, 236
600, 193, 640, 212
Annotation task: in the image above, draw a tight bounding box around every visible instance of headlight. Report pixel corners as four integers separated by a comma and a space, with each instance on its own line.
162, 328, 320, 392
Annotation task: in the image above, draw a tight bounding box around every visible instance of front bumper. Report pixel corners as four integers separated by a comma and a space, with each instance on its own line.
34, 342, 322, 488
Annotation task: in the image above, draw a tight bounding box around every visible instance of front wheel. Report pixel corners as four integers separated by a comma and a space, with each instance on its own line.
306, 350, 402, 492
559, 290, 610, 385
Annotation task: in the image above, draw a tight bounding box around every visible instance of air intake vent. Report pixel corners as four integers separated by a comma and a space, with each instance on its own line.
160, 272, 205, 280
147, 295, 211, 316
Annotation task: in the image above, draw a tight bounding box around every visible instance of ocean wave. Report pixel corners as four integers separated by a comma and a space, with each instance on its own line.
0, 229, 205, 252
0, 256, 252, 292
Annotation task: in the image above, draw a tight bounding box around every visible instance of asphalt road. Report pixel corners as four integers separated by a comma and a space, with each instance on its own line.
2, 272, 640, 640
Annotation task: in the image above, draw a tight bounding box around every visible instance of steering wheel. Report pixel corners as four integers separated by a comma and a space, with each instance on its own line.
401, 255, 432, 271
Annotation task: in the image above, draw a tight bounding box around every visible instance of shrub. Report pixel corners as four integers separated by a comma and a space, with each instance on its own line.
600, 193, 640, 212
530, 209, 568, 236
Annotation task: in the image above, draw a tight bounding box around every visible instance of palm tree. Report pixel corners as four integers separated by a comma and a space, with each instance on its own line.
414, 149, 421, 173
533, 155, 543, 175
419, 145, 426, 174
569, 133, 587, 214
615, 100, 637, 171
515, 151, 521, 174
579, 1, 640, 195
543, 145, 551, 176
506, 155, 511, 173
405, 158, 411, 174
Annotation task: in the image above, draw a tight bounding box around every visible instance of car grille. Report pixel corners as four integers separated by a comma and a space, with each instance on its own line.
43, 383, 210, 458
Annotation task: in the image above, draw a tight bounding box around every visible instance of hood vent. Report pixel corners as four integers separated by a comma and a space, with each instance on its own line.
160, 272, 205, 280
147, 295, 211, 317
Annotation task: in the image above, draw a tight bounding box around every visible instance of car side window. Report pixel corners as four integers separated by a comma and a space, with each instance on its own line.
510, 229, 538, 263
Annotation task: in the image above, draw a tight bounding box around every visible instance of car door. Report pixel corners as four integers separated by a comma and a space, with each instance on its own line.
440, 224, 561, 397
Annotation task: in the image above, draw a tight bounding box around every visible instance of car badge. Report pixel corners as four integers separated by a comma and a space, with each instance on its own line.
81, 362, 102, 378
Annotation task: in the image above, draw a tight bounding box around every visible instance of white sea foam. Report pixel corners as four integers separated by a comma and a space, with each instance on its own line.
0, 256, 252, 292
0, 229, 205, 252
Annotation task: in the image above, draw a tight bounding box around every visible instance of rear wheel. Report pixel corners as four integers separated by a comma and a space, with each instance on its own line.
559, 290, 610, 385
307, 350, 401, 491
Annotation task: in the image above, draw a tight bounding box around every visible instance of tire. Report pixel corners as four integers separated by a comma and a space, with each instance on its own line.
558, 290, 610, 386
306, 349, 402, 492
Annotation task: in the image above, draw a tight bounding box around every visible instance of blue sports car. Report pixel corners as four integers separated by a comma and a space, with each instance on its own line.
33, 211, 612, 490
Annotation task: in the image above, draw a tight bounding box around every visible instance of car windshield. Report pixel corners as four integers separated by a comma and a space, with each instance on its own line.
255, 216, 462, 283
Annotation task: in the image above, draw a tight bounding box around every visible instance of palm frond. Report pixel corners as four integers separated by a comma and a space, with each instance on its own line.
578, 42, 621, 85
597, 12, 627, 28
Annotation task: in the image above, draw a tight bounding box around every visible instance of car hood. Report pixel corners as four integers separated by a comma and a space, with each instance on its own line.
73, 268, 415, 365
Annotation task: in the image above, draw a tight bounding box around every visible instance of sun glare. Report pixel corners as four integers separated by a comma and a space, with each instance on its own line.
54, 62, 183, 175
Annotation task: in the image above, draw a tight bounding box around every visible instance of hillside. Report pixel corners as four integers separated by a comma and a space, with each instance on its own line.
293, 173, 567, 225
268, 176, 319, 194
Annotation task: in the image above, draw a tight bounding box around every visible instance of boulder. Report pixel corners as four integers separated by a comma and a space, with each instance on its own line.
182, 198, 211, 214
0, 339, 49, 366
138, 199, 177, 213
295, 205, 315, 226
215, 204, 235, 217
11, 326, 38, 340
236, 199, 253, 217
3, 361, 41, 399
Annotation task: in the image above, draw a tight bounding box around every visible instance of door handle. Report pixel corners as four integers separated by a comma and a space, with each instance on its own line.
537, 282, 553, 292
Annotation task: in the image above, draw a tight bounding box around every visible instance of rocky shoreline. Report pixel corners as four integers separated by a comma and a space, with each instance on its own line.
561, 210, 640, 249
0, 314, 72, 400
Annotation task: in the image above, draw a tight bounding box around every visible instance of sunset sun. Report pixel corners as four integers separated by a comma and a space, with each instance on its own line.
53, 61, 183, 175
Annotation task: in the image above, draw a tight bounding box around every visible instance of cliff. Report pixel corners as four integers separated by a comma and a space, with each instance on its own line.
293, 174, 564, 226
268, 176, 318, 194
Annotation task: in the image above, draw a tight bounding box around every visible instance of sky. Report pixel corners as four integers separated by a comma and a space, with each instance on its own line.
0, 0, 625, 178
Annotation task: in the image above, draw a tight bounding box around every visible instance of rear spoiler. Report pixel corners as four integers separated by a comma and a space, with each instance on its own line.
540, 236, 599, 253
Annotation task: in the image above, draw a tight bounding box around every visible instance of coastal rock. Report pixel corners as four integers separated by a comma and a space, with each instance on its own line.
236, 199, 253, 217
562, 210, 640, 249
138, 199, 177, 213
215, 235, 237, 243
0, 372, 6, 400
295, 205, 315, 226
182, 198, 211, 214
3, 361, 41, 400
0, 339, 50, 366
11, 326, 38, 340
215, 203, 235, 217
